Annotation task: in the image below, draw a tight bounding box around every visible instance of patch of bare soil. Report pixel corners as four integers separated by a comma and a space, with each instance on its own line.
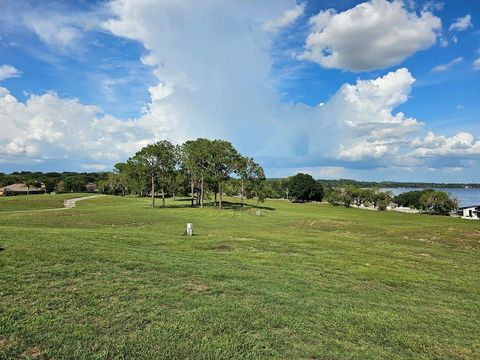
463, 231, 480, 239
291, 219, 351, 227
22, 346, 44, 358
214, 244, 233, 252
187, 282, 210, 293
0, 338, 10, 348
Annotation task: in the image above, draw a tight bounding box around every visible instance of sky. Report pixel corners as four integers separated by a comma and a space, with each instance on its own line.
0, 0, 479, 182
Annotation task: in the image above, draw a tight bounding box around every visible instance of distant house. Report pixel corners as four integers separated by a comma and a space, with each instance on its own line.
85, 183, 98, 192
457, 205, 480, 220
0, 183, 45, 196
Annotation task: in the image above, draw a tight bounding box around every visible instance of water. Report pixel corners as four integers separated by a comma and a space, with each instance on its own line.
382, 188, 480, 208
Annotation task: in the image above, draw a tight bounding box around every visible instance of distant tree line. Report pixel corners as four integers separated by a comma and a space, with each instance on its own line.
321, 186, 458, 215
317, 179, 480, 189
325, 186, 393, 210
0, 171, 107, 193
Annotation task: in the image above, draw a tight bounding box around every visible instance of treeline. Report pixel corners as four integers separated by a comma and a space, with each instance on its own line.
325, 186, 393, 210
99, 139, 267, 209
322, 186, 458, 215
317, 179, 480, 189
0, 171, 107, 193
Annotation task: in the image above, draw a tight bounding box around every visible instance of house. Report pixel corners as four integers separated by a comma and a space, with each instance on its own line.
0, 183, 45, 196
457, 205, 480, 220
85, 183, 98, 192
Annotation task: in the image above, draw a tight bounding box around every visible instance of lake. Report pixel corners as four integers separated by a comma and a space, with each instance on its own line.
382, 188, 480, 207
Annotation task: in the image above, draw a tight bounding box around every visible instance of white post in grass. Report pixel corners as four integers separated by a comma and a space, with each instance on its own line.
186, 223, 193, 236
256, 210, 261, 216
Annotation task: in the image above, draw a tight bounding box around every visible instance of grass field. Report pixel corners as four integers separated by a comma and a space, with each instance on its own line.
0, 195, 479, 359
0, 193, 92, 213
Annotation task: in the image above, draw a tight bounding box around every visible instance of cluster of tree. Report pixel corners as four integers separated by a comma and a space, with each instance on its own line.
287, 173, 324, 202
0, 171, 107, 193
99, 139, 266, 209
318, 179, 480, 189
394, 189, 458, 215
326, 186, 392, 210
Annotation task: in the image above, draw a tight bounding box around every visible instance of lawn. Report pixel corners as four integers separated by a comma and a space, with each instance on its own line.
0, 193, 92, 212
0, 196, 479, 359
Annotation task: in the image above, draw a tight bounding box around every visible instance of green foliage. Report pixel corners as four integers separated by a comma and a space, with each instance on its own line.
62, 176, 87, 192
288, 173, 324, 202
394, 189, 434, 209
325, 186, 391, 210
129, 140, 177, 207
0, 172, 108, 194
325, 188, 342, 205
419, 190, 459, 215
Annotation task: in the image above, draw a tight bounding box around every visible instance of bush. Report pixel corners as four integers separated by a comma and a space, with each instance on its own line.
419, 190, 458, 215
394, 189, 434, 209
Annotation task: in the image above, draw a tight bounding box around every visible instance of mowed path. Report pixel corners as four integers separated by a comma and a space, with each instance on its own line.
0, 195, 104, 213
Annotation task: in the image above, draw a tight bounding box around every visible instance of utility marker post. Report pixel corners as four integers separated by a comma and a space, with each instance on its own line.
186, 223, 193, 236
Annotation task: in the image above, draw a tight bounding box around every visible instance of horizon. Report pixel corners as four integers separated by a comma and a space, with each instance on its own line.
1, 0, 479, 182
2, 169, 480, 186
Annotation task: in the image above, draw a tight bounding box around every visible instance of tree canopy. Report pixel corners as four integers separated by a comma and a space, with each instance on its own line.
288, 173, 324, 202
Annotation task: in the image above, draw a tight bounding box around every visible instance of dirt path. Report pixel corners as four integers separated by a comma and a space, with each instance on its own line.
62, 195, 103, 208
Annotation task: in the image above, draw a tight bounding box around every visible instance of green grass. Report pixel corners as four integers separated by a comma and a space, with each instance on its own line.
0, 193, 92, 212
0, 196, 479, 359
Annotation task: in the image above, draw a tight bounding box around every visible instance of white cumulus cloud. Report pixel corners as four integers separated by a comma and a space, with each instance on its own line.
449, 14, 473, 31
0, 87, 169, 169
263, 3, 305, 32
298, 0, 441, 72
0, 0, 477, 177
0, 65, 21, 81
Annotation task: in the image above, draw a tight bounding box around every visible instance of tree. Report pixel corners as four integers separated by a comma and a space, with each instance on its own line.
374, 191, 392, 211
181, 138, 212, 207
288, 173, 324, 202
419, 190, 458, 215
130, 141, 176, 208
394, 189, 434, 209
248, 161, 266, 206
208, 140, 240, 209
63, 176, 87, 192
326, 188, 342, 205
235, 157, 265, 207
24, 179, 40, 195
341, 185, 356, 207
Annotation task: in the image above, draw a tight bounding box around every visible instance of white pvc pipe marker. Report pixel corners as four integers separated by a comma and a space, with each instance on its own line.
186, 223, 193, 236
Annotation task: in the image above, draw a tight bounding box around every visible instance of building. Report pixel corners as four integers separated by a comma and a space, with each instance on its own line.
0, 183, 45, 196
85, 183, 98, 192
457, 205, 480, 220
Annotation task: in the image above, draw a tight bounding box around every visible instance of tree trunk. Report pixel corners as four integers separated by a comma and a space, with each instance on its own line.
219, 182, 222, 210
214, 192, 217, 206
27, 187, 29, 195
173, 189, 176, 201
191, 178, 195, 207
240, 180, 244, 207
200, 174, 204, 208
161, 187, 165, 207
151, 174, 155, 208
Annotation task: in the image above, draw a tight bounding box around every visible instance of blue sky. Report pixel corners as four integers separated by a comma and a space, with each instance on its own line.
0, 0, 479, 182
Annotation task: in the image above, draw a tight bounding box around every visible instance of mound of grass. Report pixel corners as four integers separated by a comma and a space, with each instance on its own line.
0, 193, 92, 212
0, 196, 478, 359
